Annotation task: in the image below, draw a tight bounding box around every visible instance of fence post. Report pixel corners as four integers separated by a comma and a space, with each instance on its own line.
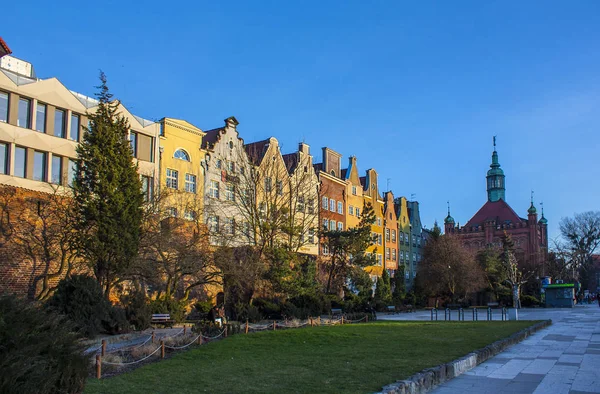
197, 334, 202, 345
273, 321, 276, 331
152, 331, 155, 343
245, 319, 249, 334
96, 355, 101, 379
341, 315, 344, 325
101, 339, 106, 357
487, 307, 492, 321
318, 316, 321, 325
225, 325, 228, 337
161, 340, 165, 359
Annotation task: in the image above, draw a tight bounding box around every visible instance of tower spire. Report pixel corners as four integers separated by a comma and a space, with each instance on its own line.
528, 190, 537, 214
444, 201, 455, 224
486, 137, 505, 202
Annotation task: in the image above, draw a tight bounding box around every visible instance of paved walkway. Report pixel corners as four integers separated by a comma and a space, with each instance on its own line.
379, 304, 600, 393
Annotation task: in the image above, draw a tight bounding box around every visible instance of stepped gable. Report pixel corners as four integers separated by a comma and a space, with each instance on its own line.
464, 199, 525, 227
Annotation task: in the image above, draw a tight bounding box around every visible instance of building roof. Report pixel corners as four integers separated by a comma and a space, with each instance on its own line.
281, 152, 299, 174
313, 163, 323, 173
0, 37, 11, 57
359, 176, 366, 189
201, 127, 223, 149
464, 199, 525, 227
341, 168, 348, 179
244, 138, 271, 165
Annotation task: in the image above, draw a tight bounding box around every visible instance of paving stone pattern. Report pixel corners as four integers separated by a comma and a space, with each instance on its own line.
425, 305, 600, 394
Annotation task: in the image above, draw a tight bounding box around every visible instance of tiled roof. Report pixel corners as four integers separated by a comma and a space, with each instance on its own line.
359, 176, 366, 189
244, 138, 271, 165
465, 199, 525, 227
313, 163, 323, 173
0, 37, 11, 56
341, 168, 348, 179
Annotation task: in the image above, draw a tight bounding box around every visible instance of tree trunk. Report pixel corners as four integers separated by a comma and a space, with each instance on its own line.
512, 285, 520, 309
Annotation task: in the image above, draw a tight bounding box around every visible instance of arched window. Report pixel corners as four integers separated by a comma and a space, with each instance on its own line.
174, 149, 190, 161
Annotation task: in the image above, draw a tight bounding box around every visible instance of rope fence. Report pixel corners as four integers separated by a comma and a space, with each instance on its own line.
94, 312, 371, 379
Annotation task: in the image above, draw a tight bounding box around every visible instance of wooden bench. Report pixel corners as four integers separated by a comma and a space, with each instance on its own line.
487, 302, 499, 308
331, 308, 343, 316
151, 313, 173, 327
386, 305, 396, 314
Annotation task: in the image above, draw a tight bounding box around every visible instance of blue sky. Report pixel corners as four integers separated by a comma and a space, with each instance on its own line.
3, 1, 599, 241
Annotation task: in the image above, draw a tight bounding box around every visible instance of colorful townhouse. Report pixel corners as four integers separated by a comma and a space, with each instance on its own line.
361, 169, 385, 277
395, 197, 412, 285
383, 191, 398, 274
158, 117, 205, 220
342, 156, 364, 231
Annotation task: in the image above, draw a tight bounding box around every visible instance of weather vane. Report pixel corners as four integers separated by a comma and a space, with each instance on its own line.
530, 190, 534, 203
493, 135, 497, 148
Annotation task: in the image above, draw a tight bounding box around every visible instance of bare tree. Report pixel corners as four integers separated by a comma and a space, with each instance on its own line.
501, 232, 534, 309
559, 211, 600, 280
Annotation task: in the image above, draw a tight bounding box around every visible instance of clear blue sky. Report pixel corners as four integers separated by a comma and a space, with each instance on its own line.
3, 1, 599, 242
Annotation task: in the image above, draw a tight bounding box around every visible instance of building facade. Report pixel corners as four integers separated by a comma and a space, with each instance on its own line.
444, 143, 548, 266
362, 169, 385, 277
383, 191, 398, 273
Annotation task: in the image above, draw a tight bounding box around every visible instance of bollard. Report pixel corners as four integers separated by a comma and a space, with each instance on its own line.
101, 339, 106, 357
161, 340, 165, 359
459, 308, 464, 321
273, 321, 276, 331
96, 355, 101, 379
152, 331, 155, 343
245, 319, 249, 334
502, 307, 507, 321
487, 307, 492, 321
341, 315, 344, 325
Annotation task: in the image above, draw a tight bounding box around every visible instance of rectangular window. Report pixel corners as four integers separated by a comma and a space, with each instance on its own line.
264, 177, 272, 192
386, 247, 390, 260
378, 234, 383, 245
210, 180, 220, 198
259, 202, 266, 216
323, 219, 329, 230
392, 230, 396, 243
168, 207, 178, 217
0, 143, 7, 174
14, 147, 26, 178
308, 199, 315, 214
413, 252, 416, 262
68, 159, 76, 185
297, 196, 305, 212
54, 108, 66, 138
349, 205, 354, 215
276, 180, 283, 195
70, 113, 80, 141
337, 222, 343, 231
356, 207, 360, 217
141, 175, 153, 201
226, 218, 235, 235
208, 216, 219, 232
0, 92, 8, 123
322, 196, 328, 210
185, 173, 197, 193
225, 183, 235, 201
227, 161, 235, 173
337, 201, 343, 214
392, 249, 396, 261
216, 159, 222, 169
377, 254, 383, 266
36, 103, 46, 132
352, 186, 357, 195
400, 252, 404, 262
184, 210, 196, 221
166, 168, 178, 189
322, 244, 329, 255
129, 131, 137, 156
328, 199, 334, 211
18, 98, 31, 128
377, 218, 382, 226
330, 220, 336, 231
386, 229, 390, 242
33, 151, 47, 182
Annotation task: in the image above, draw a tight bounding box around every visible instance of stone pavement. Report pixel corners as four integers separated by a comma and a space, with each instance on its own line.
379, 304, 600, 393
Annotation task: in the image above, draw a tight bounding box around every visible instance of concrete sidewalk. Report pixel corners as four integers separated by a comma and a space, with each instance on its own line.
428, 304, 600, 394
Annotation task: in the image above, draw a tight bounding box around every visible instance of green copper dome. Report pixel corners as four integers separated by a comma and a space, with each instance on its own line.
445, 214, 455, 224
528, 202, 537, 214
486, 139, 506, 202
539, 215, 547, 225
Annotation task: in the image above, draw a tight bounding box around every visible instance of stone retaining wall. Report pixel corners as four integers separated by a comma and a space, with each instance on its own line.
377, 320, 552, 394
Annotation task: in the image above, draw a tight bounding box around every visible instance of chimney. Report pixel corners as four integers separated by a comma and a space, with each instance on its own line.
299, 142, 310, 155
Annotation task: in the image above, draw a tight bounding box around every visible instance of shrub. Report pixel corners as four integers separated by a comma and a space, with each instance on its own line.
45, 275, 126, 337
149, 297, 186, 323
0, 294, 88, 394
520, 295, 540, 307
121, 289, 151, 331
253, 298, 282, 319
288, 293, 326, 317
234, 303, 263, 323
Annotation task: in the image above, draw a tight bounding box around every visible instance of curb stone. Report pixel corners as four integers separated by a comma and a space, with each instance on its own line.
376, 320, 552, 394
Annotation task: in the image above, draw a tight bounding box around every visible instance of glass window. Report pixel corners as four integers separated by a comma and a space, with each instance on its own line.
208, 216, 219, 232
168, 207, 178, 217
33, 151, 47, 182
141, 175, 153, 201
264, 177, 272, 192
210, 180, 220, 198
276, 180, 283, 195
14, 147, 26, 178
352, 186, 357, 195
68, 159, 77, 186
225, 218, 235, 235
297, 196, 305, 212
378, 234, 383, 245
323, 219, 329, 229
224, 183, 234, 201
184, 210, 196, 221
185, 173, 196, 193
349, 205, 354, 215
392, 230, 396, 242
70, 113, 80, 141
129, 131, 137, 156
166, 168, 178, 189
322, 196, 328, 210
0, 92, 8, 123
54, 108, 65, 138
392, 249, 396, 261
51, 155, 62, 184
18, 98, 31, 128
307, 199, 314, 214
0, 143, 7, 174
337, 201, 343, 214
329, 199, 335, 211
227, 161, 235, 172
386, 247, 390, 259
174, 149, 190, 161
216, 159, 222, 169
386, 229, 390, 242
330, 220, 336, 231
36, 103, 46, 132
377, 218, 382, 226
356, 207, 360, 217
337, 222, 343, 231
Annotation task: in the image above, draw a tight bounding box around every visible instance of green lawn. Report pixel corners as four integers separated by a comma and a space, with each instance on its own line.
85, 321, 535, 394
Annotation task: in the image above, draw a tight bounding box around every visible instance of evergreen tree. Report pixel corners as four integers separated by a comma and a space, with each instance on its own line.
374, 269, 392, 303
72, 73, 143, 297
392, 266, 406, 304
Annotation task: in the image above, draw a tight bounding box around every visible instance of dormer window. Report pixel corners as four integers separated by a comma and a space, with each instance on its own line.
174, 149, 190, 161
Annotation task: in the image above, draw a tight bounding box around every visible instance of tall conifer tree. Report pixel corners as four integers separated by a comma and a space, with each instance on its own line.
72, 73, 143, 297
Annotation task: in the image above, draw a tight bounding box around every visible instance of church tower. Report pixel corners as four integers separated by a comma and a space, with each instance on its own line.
486, 137, 506, 202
